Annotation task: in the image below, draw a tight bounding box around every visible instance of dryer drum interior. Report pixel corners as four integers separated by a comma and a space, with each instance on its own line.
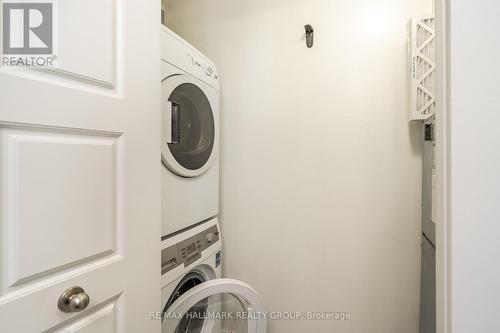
167, 83, 215, 171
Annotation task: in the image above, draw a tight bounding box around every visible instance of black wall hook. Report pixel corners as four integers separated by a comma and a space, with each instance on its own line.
305, 25, 314, 48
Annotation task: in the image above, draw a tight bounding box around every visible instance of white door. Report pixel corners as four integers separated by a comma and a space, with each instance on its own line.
163, 279, 267, 333
0, 0, 160, 332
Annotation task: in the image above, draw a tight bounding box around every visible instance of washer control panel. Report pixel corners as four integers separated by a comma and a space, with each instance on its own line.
161, 224, 220, 275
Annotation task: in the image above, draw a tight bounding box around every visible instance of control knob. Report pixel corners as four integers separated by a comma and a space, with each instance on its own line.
206, 232, 214, 243
205, 66, 215, 76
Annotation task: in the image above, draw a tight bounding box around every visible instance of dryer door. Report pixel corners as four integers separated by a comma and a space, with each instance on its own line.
162, 279, 267, 333
161, 74, 218, 178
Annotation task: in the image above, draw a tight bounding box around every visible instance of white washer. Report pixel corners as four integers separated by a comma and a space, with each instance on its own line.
161, 218, 267, 333
161, 26, 220, 237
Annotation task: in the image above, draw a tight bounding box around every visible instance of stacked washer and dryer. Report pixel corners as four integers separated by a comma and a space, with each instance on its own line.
160, 26, 266, 333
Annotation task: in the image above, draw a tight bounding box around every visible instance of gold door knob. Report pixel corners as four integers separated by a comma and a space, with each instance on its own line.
58, 286, 90, 313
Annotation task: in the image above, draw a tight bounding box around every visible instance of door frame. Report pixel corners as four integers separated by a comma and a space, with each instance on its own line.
435, 1, 450, 332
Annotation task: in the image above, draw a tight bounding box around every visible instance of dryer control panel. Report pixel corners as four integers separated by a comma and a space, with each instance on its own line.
161, 225, 220, 275
161, 26, 219, 89
188, 52, 218, 81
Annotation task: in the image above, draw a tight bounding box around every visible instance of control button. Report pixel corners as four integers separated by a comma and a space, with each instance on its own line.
206, 232, 214, 243
206, 66, 215, 76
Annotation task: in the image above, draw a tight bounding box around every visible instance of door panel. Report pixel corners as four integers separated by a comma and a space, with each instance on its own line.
0, 1, 119, 92
56, 0, 116, 85
0, 0, 160, 331
0, 126, 121, 290
0, 261, 124, 332
54, 301, 118, 333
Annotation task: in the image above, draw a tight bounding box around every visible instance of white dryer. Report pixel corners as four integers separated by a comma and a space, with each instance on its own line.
161, 26, 220, 237
161, 218, 267, 333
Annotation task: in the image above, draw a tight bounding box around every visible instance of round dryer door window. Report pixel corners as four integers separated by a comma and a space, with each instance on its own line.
163, 279, 267, 333
161, 75, 218, 178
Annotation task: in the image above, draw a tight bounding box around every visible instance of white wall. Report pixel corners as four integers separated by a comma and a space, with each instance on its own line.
165, 1, 431, 332
444, 1, 500, 332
